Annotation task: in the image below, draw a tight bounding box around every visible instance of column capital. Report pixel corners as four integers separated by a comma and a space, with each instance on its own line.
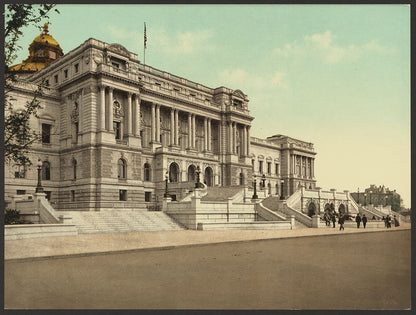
108, 87, 114, 92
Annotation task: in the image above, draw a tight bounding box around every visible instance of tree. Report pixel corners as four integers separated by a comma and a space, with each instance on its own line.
4, 4, 59, 167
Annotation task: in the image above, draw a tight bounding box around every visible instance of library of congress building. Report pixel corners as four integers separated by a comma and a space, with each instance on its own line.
5, 25, 317, 212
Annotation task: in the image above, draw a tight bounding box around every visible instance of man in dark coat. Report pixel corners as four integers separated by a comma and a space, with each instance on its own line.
338, 215, 345, 231
362, 214, 367, 228
331, 213, 336, 228
355, 213, 362, 228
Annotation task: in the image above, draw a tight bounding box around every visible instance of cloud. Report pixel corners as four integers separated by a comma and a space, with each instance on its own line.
274, 30, 394, 64
218, 69, 286, 90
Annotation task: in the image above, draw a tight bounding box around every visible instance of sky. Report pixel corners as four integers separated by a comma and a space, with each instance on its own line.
9, 4, 411, 208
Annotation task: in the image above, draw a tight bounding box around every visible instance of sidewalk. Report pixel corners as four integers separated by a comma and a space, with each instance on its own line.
5, 224, 411, 261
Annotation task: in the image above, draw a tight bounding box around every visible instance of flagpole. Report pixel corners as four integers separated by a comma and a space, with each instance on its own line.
143, 22, 146, 66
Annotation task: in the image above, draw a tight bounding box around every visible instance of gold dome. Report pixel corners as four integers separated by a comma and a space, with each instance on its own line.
9, 23, 63, 73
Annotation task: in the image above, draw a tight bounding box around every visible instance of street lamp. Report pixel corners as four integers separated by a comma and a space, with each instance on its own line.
364, 193, 367, 206
369, 191, 372, 205
280, 180, 284, 200
36, 158, 44, 193
195, 166, 203, 188
252, 175, 258, 199
164, 171, 169, 197
357, 187, 360, 205
261, 174, 266, 190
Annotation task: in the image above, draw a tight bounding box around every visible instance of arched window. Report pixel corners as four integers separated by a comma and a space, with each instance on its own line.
42, 161, 51, 180
204, 167, 213, 187
118, 159, 127, 179
169, 163, 180, 183
144, 163, 151, 181
72, 159, 77, 180
239, 173, 244, 186
188, 164, 196, 182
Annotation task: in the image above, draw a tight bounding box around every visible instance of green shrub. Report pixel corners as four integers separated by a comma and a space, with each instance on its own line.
4, 209, 23, 225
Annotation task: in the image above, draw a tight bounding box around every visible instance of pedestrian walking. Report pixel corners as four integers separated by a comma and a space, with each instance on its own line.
382, 216, 386, 227
393, 215, 400, 227
355, 213, 361, 228
362, 214, 367, 228
386, 215, 391, 228
331, 213, 336, 228
338, 215, 344, 231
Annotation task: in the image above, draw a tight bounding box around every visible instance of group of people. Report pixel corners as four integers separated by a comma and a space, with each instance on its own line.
381, 215, 400, 228
323, 212, 400, 231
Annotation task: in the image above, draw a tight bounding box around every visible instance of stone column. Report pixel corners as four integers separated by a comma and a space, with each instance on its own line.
107, 87, 113, 132
188, 113, 192, 148
207, 118, 212, 151
311, 158, 315, 178
170, 108, 174, 145
228, 122, 233, 153
100, 85, 106, 130
156, 104, 160, 142
151, 103, 156, 142
233, 123, 237, 154
204, 117, 208, 151
247, 126, 251, 156
192, 114, 196, 148
127, 92, 132, 135
134, 94, 140, 137
242, 125, 247, 156
174, 109, 179, 145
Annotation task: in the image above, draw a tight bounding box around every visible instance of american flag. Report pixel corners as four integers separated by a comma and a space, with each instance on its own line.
144, 22, 147, 49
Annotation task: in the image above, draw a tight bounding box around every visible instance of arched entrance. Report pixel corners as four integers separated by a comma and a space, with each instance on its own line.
169, 162, 180, 183
324, 203, 335, 216
204, 167, 213, 187
308, 202, 317, 217
188, 164, 196, 182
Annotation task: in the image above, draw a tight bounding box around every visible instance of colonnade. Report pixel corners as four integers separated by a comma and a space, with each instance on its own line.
290, 154, 314, 178
228, 122, 250, 156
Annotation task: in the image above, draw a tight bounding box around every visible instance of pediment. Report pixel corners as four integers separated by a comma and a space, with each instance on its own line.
108, 43, 130, 57
232, 89, 245, 99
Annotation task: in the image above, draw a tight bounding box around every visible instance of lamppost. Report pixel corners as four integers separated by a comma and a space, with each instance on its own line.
369, 190, 372, 205
252, 175, 258, 199
364, 193, 367, 206
164, 171, 169, 197
280, 180, 284, 200
261, 174, 266, 190
357, 187, 360, 205
36, 158, 44, 193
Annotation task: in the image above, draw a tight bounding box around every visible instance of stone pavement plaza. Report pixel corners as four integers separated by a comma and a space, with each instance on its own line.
5, 223, 411, 261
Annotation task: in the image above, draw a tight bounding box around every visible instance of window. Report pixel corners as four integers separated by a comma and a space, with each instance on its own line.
74, 63, 79, 73
112, 62, 120, 69
54, 74, 58, 83
252, 159, 255, 167
144, 163, 151, 181
267, 162, 271, 174
119, 190, 127, 201
64, 69, 68, 78
113, 121, 121, 140
17, 190, 26, 195
14, 165, 26, 178
71, 190, 75, 202
145, 191, 151, 202
73, 159, 77, 180
74, 122, 79, 141
275, 163, 279, 175
42, 123, 51, 144
42, 161, 51, 180
259, 161, 263, 174
118, 159, 127, 179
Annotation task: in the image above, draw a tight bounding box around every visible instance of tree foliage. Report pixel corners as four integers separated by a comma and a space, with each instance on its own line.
4, 4, 59, 167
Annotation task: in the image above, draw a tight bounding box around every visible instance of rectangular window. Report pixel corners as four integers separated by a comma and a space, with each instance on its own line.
14, 165, 26, 178
16, 190, 26, 195
42, 123, 51, 143
145, 192, 151, 202
275, 163, 279, 175
259, 161, 263, 174
71, 190, 75, 202
64, 69, 68, 78
119, 190, 127, 201
74, 63, 79, 73
267, 162, 271, 174
54, 75, 58, 83
113, 121, 121, 140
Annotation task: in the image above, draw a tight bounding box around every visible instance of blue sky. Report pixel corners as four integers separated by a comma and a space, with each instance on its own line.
10, 4, 411, 207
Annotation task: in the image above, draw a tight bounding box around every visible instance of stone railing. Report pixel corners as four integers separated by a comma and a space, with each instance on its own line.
286, 189, 302, 209
256, 202, 287, 221
282, 203, 313, 227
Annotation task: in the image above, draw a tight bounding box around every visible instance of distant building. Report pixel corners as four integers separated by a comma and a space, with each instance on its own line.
5, 25, 317, 211
351, 185, 401, 212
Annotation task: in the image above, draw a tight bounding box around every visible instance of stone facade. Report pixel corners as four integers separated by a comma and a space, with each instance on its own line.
5, 36, 317, 211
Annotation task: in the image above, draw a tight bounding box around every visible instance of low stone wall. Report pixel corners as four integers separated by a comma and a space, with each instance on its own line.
5, 224, 78, 240
343, 221, 387, 228
197, 221, 292, 231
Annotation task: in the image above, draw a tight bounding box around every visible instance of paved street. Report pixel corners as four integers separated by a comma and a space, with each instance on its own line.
5, 230, 410, 310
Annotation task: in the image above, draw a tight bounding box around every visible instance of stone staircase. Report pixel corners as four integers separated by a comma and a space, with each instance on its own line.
260, 196, 309, 229
62, 210, 185, 234
201, 186, 244, 202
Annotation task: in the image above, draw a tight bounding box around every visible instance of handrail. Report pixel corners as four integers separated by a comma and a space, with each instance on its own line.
257, 203, 286, 221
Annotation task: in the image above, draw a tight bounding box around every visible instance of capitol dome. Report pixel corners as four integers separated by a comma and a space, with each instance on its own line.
9, 23, 63, 73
